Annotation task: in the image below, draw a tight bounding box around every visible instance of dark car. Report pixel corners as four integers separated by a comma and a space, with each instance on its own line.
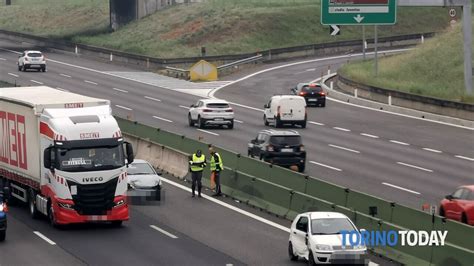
291, 83, 326, 107
0, 193, 7, 241
439, 185, 474, 225
247, 129, 306, 172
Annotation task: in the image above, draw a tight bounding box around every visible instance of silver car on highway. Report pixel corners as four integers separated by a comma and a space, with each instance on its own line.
127, 159, 162, 203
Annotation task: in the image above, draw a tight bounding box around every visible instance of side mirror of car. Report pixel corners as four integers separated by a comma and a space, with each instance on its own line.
190, 104, 195, 108
264, 104, 269, 109
305, 233, 309, 245
125, 142, 134, 164
445, 194, 454, 200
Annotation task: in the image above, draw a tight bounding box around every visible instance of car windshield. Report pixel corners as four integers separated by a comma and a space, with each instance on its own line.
27, 52, 42, 57
206, 103, 230, 108
127, 163, 155, 175
270, 136, 301, 146
57, 145, 125, 172
311, 218, 356, 235
302, 86, 322, 93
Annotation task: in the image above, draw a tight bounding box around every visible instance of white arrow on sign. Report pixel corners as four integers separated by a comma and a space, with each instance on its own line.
354, 14, 365, 23
330, 25, 340, 36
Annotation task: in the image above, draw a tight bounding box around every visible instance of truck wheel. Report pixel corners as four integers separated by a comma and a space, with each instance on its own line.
462, 213, 468, 224
111, 221, 123, 227
48, 203, 60, 228
28, 189, 40, 219
0, 230, 5, 241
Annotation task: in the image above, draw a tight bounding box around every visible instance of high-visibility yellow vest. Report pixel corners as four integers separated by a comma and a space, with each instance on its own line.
210, 153, 223, 171
190, 154, 206, 172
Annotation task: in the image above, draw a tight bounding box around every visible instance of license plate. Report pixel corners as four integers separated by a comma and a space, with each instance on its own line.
281, 148, 293, 152
308, 99, 318, 102
214, 118, 224, 121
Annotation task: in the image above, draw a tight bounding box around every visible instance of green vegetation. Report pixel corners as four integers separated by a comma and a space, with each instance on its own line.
0, 0, 453, 58
339, 20, 474, 104
0, 80, 15, 87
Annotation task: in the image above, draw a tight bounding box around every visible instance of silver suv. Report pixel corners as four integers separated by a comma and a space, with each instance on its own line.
18, 50, 46, 72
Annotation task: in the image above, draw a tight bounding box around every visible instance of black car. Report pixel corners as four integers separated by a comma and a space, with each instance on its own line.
247, 129, 306, 172
291, 83, 326, 107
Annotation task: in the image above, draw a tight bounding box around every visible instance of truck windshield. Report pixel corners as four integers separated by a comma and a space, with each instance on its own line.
56, 145, 125, 172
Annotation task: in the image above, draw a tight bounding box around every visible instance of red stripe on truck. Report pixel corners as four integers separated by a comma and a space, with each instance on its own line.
39, 121, 54, 139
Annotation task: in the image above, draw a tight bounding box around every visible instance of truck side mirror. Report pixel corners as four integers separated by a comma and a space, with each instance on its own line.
3, 186, 10, 203
43, 147, 52, 169
125, 142, 134, 164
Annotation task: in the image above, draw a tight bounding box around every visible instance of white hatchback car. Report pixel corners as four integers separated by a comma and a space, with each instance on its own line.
18, 50, 46, 72
188, 99, 234, 129
289, 212, 367, 265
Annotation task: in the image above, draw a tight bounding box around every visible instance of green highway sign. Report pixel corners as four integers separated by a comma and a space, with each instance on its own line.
321, 0, 397, 25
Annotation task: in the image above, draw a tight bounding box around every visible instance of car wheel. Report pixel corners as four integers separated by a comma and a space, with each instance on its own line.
462, 213, 468, 224
288, 242, 298, 261
198, 116, 205, 129
264, 115, 269, 126
29, 189, 40, 219
298, 163, 305, 173
439, 207, 445, 217
21, 65, 26, 72
321, 101, 326, 107
188, 114, 194, 127
41, 66, 46, 72
275, 116, 282, 128
228, 121, 234, 129
308, 251, 316, 266
0, 230, 5, 241
17, 64, 21, 71
301, 120, 307, 129
248, 150, 253, 158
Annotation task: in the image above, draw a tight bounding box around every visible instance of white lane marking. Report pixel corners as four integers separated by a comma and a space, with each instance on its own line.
160, 177, 290, 233
113, 87, 129, 93
56, 87, 69, 92
197, 129, 219, 136
8, 73, 19, 77
389, 140, 410, 146
208, 48, 409, 98
30, 80, 43, 85
84, 80, 98, 85
333, 127, 351, 132
396, 162, 433, 172
422, 148, 442, 154
455, 155, 474, 161
0, 57, 6, 61
360, 133, 379, 139
382, 182, 421, 195
153, 115, 173, 123
309, 121, 325, 126
309, 161, 342, 171
115, 105, 133, 111
60, 73, 71, 78
150, 225, 178, 239
234, 119, 244, 124
179, 105, 190, 109
328, 144, 360, 154
144, 96, 161, 102
33, 231, 56, 245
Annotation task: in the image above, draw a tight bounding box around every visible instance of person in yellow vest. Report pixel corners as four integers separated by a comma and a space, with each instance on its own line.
189, 149, 206, 197
209, 147, 223, 197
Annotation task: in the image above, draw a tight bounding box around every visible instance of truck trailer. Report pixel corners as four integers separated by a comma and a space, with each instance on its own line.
0, 86, 134, 227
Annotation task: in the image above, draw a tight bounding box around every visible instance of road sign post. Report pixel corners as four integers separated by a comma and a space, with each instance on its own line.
321, 0, 397, 26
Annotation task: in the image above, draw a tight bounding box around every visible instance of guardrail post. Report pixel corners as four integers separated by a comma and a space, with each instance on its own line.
75, 45, 78, 54
330, 81, 334, 90
421, 34, 424, 44
147, 58, 150, 68
110, 53, 113, 62
327, 66, 331, 75
388, 93, 392, 105
354, 88, 358, 98
268, 49, 272, 61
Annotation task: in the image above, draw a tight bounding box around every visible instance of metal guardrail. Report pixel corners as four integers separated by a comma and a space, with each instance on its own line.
217, 54, 263, 70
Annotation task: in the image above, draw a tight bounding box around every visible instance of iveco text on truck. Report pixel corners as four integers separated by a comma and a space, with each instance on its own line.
0, 86, 134, 227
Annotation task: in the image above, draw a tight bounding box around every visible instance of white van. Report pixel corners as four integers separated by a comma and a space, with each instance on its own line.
263, 95, 307, 128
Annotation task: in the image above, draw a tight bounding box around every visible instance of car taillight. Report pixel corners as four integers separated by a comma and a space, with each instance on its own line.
300, 145, 305, 152
0, 203, 7, 212
320, 92, 326, 96
225, 109, 233, 112
203, 109, 213, 112
299, 92, 307, 96
267, 145, 274, 152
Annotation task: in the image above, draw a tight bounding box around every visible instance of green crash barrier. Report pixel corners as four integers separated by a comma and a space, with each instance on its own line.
305, 177, 347, 206
116, 118, 474, 262
346, 191, 394, 222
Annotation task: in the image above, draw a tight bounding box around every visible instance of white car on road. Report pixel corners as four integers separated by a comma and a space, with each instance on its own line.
188, 99, 234, 129
289, 212, 367, 265
127, 159, 162, 202
18, 50, 46, 72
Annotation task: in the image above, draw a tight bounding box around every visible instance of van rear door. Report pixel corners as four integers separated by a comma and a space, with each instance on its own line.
279, 97, 306, 121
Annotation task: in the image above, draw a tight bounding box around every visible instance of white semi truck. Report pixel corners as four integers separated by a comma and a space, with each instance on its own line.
0, 86, 134, 227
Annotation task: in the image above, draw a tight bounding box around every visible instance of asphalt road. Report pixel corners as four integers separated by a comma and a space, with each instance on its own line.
1, 40, 472, 210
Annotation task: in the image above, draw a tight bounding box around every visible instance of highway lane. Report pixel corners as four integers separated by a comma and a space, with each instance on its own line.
0, 40, 472, 209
